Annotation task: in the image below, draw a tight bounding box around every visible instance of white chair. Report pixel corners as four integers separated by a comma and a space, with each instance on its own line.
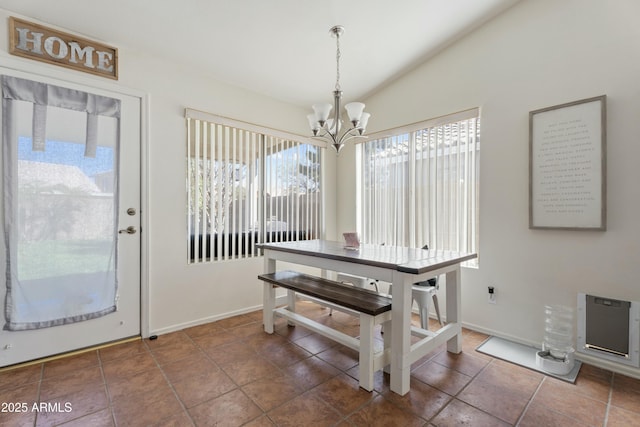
400, 278, 442, 330
380, 278, 442, 332
329, 273, 379, 316
387, 244, 443, 331
336, 273, 379, 292
337, 272, 442, 330
335, 245, 442, 329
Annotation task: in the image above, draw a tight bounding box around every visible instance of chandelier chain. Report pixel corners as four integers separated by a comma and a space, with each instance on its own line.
335, 31, 341, 92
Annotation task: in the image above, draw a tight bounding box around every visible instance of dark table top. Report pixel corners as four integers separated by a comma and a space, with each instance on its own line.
257, 240, 477, 275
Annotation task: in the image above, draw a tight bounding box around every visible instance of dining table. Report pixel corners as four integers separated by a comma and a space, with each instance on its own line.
257, 239, 477, 395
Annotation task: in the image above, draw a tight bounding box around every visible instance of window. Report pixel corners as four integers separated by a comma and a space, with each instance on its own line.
2, 75, 121, 329
186, 109, 322, 263
357, 108, 479, 261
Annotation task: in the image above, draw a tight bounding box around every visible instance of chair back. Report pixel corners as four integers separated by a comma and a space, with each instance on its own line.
415, 244, 437, 287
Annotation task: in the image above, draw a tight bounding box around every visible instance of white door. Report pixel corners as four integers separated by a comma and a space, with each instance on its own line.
0, 69, 141, 367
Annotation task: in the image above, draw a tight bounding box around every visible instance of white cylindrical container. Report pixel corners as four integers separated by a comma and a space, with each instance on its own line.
542, 304, 575, 359
536, 304, 576, 375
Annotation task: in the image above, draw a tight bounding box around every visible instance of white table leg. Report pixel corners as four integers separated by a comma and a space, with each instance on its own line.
390, 272, 412, 395
263, 252, 276, 334
263, 283, 275, 334
358, 313, 375, 391
445, 266, 462, 353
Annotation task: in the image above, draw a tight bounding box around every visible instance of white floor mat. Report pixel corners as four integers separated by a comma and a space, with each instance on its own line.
476, 336, 581, 383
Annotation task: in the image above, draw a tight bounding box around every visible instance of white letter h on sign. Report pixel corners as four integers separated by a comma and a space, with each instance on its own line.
16, 28, 44, 55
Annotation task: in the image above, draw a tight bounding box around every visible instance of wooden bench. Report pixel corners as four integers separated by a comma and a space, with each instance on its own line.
258, 270, 392, 391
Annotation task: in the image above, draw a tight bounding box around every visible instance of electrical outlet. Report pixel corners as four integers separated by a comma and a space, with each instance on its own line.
488, 286, 496, 304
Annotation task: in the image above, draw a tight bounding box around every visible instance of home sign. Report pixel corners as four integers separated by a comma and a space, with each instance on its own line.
9, 17, 118, 80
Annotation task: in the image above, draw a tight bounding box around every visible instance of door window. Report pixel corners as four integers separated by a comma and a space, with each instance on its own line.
2, 75, 121, 330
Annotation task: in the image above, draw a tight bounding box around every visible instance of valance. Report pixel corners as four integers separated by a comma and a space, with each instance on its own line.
2, 75, 120, 156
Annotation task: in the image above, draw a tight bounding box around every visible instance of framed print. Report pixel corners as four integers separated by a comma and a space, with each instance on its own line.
529, 95, 606, 230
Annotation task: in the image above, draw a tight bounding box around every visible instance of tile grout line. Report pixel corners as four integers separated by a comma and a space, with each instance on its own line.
400, 349, 456, 424
205, 316, 424, 424
32, 363, 44, 427
182, 324, 284, 425
431, 354, 501, 424
149, 332, 205, 427
514, 375, 546, 426
602, 372, 615, 427
96, 349, 118, 427
254, 320, 341, 412
213, 333, 289, 414
236, 317, 370, 425
381, 342, 494, 424
337, 390, 379, 426
17, 310, 640, 426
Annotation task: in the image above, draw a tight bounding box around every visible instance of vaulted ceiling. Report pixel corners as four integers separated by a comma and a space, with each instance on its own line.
0, 0, 521, 107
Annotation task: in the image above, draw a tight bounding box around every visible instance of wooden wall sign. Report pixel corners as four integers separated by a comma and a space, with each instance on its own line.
8, 17, 118, 80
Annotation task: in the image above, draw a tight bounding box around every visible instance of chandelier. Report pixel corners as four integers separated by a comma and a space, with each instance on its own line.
307, 25, 370, 153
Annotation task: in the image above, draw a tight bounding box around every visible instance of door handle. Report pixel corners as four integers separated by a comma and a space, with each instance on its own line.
118, 226, 137, 234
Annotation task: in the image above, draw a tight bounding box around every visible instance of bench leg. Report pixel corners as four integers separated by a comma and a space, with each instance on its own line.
286, 290, 297, 326
358, 313, 375, 392
263, 283, 276, 334
382, 319, 392, 374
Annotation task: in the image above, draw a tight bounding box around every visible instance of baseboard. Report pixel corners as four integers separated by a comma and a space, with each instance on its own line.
462, 321, 640, 380
573, 351, 640, 380
149, 294, 294, 336
150, 303, 265, 336
461, 321, 539, 347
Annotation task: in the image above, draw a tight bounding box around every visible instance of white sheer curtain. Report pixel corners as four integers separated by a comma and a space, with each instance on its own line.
2, 75, 121, 331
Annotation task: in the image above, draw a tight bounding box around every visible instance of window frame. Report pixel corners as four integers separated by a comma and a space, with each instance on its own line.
186, 108, 323, 263
356, 108, 480, 263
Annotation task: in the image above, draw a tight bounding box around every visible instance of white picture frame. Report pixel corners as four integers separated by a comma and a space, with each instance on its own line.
529, 96, 607, 230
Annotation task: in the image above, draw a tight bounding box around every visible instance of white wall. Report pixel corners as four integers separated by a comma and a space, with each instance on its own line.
0, 9, 338, 336
338, 0, 640, 376
3, 0, 639, 377
119, 49, 338, 333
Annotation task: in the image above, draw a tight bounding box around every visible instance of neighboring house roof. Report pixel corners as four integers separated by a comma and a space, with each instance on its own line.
17, 160, 102, 194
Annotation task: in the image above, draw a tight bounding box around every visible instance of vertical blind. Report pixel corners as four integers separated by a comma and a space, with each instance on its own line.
186, 109, 322, 263
358, 108, 480, 259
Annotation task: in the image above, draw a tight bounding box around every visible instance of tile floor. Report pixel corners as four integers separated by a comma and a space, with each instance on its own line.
1, 301, 640, 426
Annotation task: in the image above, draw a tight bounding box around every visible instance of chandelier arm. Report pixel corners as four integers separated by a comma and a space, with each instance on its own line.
312, 131, 339, 145
336, 129, 368, 146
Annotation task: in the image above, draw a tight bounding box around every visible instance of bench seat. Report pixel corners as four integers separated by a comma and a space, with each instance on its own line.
259, 270, 392, 391
258, 270, 391, 316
